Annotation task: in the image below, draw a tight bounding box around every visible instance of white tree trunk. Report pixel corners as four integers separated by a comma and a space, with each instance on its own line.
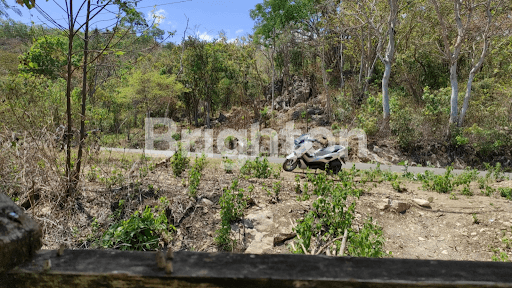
459, 0, 492, 126
382, 0, 397, 123
339, 33, 345, 91
321, 47, 331, 122
449, 61, 459, 125
458, 71, 475, 126
382, 61, 391, 121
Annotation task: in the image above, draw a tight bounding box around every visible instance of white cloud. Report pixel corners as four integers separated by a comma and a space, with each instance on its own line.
197, 31, 213, 41
235, 29, 243, 34
147, 9, 166, 24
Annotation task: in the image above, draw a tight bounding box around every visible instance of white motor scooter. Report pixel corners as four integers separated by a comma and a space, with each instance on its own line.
282, 134, 346, 174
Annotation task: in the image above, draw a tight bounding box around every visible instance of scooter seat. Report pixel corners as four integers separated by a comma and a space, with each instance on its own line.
313, 145, 343, 158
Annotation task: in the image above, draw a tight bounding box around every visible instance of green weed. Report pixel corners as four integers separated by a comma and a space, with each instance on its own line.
347, 218, 387, 258
171, 142, 189, 177
215, 179, 246, 251
240, 157, 272, 178
188, 154, 207, 198
498, 187, 512, 200
101, 197, 174, 251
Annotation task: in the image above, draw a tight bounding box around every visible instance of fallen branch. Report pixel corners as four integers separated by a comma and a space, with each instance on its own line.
339, 229, 348, 256
315, 235, 345, 255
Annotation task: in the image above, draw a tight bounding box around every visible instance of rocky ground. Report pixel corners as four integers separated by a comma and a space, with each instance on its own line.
24, 153, 512, 262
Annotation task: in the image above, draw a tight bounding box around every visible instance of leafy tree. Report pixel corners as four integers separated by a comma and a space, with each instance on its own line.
119, 56, 187, 129
19, 35, 71, 79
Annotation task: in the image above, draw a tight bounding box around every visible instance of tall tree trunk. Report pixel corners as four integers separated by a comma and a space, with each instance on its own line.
74, 0, 91, 187
339, 33, 345, 91
206, 82, 211, 129
431, 0, 466, 131
320, 46, 331, 123
358, 26, 364, 89
448, 61, 459, 126
65, 0, 75, 196
382, 0, 397, 124
459, 0, 492, 127
271, 30, 275, 116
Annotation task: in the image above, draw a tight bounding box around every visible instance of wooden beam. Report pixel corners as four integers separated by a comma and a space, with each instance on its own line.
2, 249, 512, 287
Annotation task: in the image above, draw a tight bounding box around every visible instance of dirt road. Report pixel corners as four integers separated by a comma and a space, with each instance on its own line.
100, 147, 512, 178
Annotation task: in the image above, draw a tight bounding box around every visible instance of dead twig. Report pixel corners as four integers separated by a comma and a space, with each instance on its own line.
315, 235, 345, 255
289, 218, 309, 255
339, 229, 349, 256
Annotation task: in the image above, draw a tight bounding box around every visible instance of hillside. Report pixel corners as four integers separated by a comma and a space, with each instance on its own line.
0, 0, 512, 264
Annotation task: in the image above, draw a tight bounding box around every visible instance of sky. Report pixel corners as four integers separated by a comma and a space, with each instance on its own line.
9, 0, 263, 43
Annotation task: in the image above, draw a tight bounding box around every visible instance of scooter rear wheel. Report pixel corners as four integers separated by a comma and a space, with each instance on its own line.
328, 160, 342, 175
283, 159, 297, 171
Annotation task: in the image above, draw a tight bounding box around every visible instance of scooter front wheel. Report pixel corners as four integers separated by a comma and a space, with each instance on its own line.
283, 159, 298, 171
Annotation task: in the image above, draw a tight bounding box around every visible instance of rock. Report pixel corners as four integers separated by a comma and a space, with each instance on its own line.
307, 107, 323, 115
413, 199, 431, 208
273, 232, 297, 246
243, 219, 254, 229
201, 198, 214, 206
291, 110, 303, 120
418, 237, 426, 241
454, 158, 465, 169
377, 199, 391, 210
373, 146, 382, 153
245, 231, 274, 254
155, 157, 170, 168
218, 113, 227, 123
441, 250, 448, 255
391, 201, 410, 213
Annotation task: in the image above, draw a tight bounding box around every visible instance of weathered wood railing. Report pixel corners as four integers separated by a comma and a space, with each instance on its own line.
2, 249, 512, 288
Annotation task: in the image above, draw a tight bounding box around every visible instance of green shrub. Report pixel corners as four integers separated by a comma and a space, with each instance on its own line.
171, 142, 189, 177
482, 186, 496, 197
391, 108, 419, 149
391, 180, 403, 192
222, 157, 235, 173
171, 133, 181, 141
356, 95, 380, 136
188, 154, 207, 198
240, 157, 271, 178
347, 217, 387, 258
453, 168, 479, 186
292, 172, 373, 256
215, 179, 246, 251
422, 166, 454, 193
484, 162, 507, 181
499, 187, 512, 200
100, 169, 125, 189
101, 197, 174, 251
86, 165, 99, 182
461, 185, 473, 196
293, 212, 315, 254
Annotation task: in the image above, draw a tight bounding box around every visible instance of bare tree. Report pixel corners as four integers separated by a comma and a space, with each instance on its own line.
18, 0, 147, 196
458, 0, 509, 126
341, 1, 386, 103
380, 0, 398, 125
430, 0, 472, 130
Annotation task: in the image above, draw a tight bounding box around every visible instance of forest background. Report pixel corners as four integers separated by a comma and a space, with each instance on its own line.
0, 0, 511, 193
